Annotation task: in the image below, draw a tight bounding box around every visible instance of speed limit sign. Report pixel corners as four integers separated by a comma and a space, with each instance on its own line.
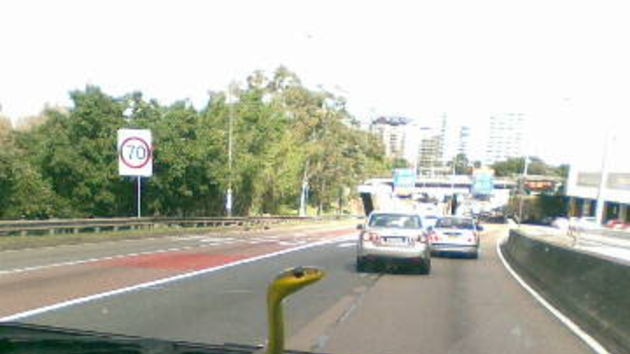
118, 129, 152, 176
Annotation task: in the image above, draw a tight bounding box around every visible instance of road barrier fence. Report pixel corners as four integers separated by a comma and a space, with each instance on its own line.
502, 229, 630, 354
0, 216, 350, 237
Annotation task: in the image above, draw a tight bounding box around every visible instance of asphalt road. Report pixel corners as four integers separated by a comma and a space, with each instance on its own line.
3, 224, 596, 354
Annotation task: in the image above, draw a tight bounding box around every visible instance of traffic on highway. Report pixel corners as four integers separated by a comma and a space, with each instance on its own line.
2, 1, 629, 353
0, 217, 601, 354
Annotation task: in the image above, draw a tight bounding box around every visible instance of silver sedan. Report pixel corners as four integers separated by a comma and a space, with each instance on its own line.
428, 216, 480, 258
356, 211, 431, 274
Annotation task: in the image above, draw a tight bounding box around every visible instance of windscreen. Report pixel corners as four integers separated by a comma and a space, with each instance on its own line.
435, 217, 474, 230
368, 214, 422, 229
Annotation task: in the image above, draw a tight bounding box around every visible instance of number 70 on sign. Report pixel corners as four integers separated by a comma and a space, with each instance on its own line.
118, 129, 153, 177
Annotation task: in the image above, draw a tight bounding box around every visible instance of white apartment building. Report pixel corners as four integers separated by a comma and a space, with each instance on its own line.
483, 113, 525, 165
370, 116, 411, 161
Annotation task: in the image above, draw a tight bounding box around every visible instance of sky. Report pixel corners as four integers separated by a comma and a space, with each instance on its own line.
1, 0, 630, 166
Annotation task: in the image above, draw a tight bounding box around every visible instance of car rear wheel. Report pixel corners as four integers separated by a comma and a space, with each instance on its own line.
356, 257, 368, 272
417, 258, 431, 275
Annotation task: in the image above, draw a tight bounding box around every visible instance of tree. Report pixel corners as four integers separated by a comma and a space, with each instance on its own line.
16, 86, 130, 217
492, 157, 528, 177
0, 132, 63, 219
391, 158, 410, 169
0, 116, 11, 143
492, 156, 568, 178
0, 68, 393, 219
556, 164, 569, 178
451, 153, 470, 175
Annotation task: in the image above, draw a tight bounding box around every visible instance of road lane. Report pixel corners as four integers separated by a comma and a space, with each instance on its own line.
0, 226, 353, 317
15, 235, 372, 347
6, 224, 597, 353
319, 226, 595, 354
0, 223, 352, 273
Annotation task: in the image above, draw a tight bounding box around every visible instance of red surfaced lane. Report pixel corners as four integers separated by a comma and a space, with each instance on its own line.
105, 253, 246, 271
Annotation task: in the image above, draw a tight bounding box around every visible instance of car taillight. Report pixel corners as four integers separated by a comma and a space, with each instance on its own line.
363, 232, 380, 243
429, 231, 440, 243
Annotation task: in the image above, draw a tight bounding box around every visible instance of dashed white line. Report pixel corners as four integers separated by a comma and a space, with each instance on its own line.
337, 242, 356, 248
0, 236, 350, 322
0, 232, 355, 276
0, 247, 184, 275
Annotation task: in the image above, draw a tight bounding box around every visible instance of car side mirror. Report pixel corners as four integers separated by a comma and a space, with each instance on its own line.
357, 224, 364, 230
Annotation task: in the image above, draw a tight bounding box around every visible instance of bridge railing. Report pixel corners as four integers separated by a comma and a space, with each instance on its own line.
0, 216, 345, 237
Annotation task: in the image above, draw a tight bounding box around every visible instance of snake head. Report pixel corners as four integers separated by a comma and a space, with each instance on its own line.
268, 266, 325, 301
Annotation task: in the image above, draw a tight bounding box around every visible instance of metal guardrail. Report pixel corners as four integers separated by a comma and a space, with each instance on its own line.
0, 216, 345, 237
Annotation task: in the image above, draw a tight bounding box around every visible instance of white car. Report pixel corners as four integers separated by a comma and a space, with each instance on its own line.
551, 217, 570, 230
420, 214, 440, 229
428, 216, 480, 258
568, 216, 603, 235
356, 211, 431, 274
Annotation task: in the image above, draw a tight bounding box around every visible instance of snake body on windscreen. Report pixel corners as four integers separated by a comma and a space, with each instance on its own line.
265, 266, 325, 354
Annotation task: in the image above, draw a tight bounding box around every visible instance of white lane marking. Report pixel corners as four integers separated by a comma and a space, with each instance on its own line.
0, 245, 205, 275
0, 231, 356, 276
0, 234, 353, 322
496, 236, 610, 354
333, 234, 357, 242
0, 244, 212, 276
337, 242, 356, 248
199, 237, 234, 243
278, 241, 307, 246
0, 237, 255, 275
0, 236, 171, 254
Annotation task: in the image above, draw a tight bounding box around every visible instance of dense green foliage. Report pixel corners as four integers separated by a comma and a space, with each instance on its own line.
0, 68, 392, 219
492, 156, 567, 178
508, 195, 568, 223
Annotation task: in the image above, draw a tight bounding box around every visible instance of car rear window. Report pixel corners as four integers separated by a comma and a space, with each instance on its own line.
369, 214, 422, 229
435, 218, 474, 230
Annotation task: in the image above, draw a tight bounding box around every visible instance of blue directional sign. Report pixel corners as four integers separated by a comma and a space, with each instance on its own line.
393, 168, 416, 195
472, 173, 494, 196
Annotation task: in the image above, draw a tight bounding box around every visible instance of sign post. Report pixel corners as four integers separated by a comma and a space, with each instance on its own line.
118, 129, 152, 218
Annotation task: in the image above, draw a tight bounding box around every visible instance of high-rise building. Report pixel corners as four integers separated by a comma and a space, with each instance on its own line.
483, 113, 525, 165
458, 125, 472, 157
417, 126, 444, 176
369, 116, 411, 161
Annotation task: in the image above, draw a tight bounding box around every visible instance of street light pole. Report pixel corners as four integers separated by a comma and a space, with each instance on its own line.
595, 131, 614, 224
299, 160, 309, 217
226, 86, 234, 217
518, 155, 529, 222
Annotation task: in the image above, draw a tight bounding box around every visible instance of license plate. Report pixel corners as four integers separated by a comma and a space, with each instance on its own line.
383, 236, 407, 245
445, 232, 461, 239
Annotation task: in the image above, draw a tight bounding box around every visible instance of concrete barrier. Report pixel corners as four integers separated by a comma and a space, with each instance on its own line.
502, 229, 630, 354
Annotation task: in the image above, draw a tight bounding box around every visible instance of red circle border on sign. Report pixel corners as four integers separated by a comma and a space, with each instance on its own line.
120, 136, 152, 169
